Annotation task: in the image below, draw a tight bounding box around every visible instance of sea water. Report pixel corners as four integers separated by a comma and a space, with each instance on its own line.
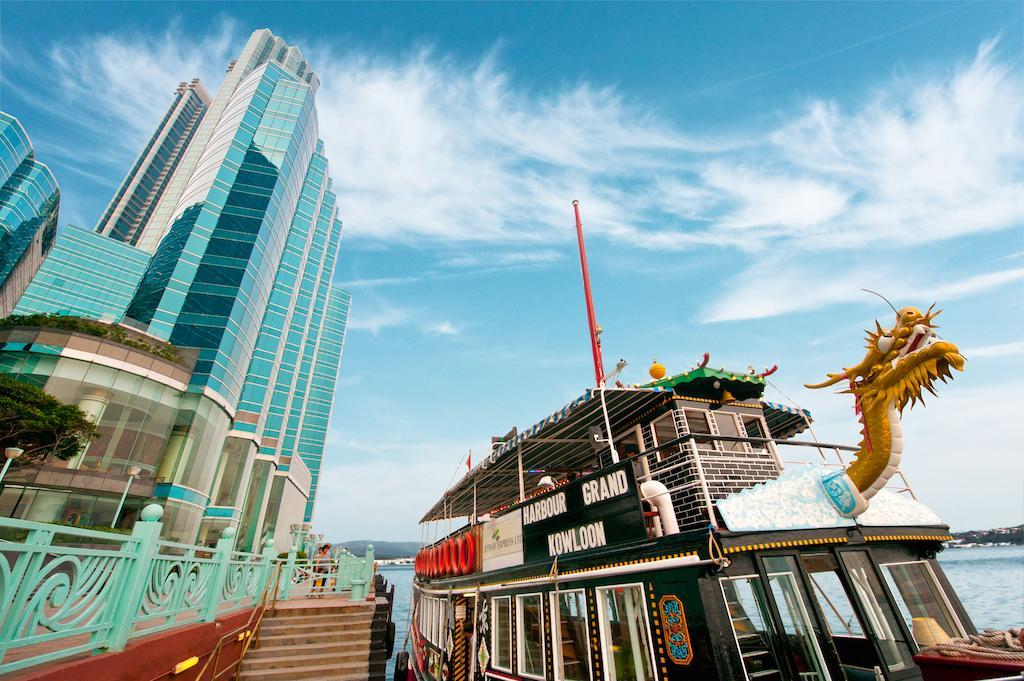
380, 545, 1024, 676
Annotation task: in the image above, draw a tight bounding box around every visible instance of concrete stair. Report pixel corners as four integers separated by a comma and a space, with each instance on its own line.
240, 598, 380, 681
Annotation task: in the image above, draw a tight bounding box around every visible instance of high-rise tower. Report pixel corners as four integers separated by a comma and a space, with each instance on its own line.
121, 29, 347, 547
0, 31, 348, 551
95, 79, 211, 246
0, 112, 59, 317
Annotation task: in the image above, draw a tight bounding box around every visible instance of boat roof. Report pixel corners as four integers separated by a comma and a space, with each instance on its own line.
420, 381, 814, 523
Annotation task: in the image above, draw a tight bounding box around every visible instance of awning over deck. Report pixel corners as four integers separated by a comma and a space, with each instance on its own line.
419, 387, 673, 522
419, 388, 817, 523
761, 400, 813, 439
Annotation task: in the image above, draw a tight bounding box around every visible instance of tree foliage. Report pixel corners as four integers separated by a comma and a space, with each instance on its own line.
0, 375, 98, 466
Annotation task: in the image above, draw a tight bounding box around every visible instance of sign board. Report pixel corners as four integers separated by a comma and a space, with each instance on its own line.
521, 460, 646, 563
481, 509, 524, 571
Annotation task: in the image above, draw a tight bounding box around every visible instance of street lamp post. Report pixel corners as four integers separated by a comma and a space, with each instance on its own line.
0, 447, 22, 488
112, 465, 142, 528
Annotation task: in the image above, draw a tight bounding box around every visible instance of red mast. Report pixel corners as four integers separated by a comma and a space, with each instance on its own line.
573, 200, 605, 387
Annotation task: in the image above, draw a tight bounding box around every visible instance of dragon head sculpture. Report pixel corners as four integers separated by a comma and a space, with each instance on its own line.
805, 305, 965, 517
807, 305, 965, 410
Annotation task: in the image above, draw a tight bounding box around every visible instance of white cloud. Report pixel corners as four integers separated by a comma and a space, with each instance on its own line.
442, 249, 564, 268
33, 20, 237, 163
15, 27, 1022, 329
424, 321, 459, 336
346, 305, 411, 335
704, 262, 1024, 323
962, 340, 1024, 358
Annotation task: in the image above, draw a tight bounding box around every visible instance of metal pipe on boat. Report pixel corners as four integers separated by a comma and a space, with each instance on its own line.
640, 480, 680, 536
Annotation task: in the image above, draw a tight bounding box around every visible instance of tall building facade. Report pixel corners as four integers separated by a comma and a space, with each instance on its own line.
14, 224, 151, 321
0, 31, 349, 551
0, 112, 59, 317
95, 80, 211, 246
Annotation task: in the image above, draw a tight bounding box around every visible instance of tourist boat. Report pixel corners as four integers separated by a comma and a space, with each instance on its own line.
398, 204, 1020, 681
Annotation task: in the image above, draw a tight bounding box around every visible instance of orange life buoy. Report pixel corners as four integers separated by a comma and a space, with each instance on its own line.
449, 537, 463, 576
428, 546, 436, 577
437, 543, 447, 576
460, 533, 475, 575
442, 540, 454, 577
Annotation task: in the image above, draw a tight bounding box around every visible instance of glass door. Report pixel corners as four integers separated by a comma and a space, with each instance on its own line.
836, 550, 918, 677
759, 555, 833, 681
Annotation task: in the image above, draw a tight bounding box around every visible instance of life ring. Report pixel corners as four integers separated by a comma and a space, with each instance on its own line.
452, 537, 463, 575
428, 546, 436, 577
446, 538, 458, 576
438, 543, 448, 576
459, 533, 475, 575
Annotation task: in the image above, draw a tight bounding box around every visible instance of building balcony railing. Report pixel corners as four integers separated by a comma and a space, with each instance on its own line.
633, 432, 917, 533
0, 507, 375, 674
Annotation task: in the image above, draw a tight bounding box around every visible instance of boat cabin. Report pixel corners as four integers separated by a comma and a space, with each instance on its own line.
409, 368, 977, 681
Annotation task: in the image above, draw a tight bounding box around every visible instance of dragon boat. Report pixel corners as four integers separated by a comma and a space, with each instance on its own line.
396, 205, 1019, 681
398, 303, 1023, 681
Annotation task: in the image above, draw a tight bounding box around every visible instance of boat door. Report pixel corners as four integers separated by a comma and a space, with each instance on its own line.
799, 550, 926, 680
831, 549, 921, 680
720, 552, 843, 681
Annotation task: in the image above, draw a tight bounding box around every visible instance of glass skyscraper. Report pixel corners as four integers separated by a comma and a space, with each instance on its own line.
0, 112, 59, 318
95, 79, 211, 247
0, 31, 349, 551
14, 224, 151, 321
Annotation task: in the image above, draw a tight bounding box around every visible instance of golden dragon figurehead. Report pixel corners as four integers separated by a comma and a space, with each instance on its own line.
805, 305, 965, 517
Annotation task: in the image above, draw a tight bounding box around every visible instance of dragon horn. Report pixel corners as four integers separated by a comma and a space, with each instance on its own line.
805, 372, 847, 389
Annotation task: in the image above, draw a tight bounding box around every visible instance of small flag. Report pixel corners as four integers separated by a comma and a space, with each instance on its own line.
466, 452, 472, 472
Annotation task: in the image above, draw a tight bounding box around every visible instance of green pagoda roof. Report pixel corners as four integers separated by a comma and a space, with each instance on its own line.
638, 366, 766, 401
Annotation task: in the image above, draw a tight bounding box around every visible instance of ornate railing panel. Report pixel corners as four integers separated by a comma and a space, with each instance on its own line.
0, 506, 376, 674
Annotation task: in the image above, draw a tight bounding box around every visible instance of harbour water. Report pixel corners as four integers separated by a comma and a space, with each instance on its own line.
380, 544, 1023, 675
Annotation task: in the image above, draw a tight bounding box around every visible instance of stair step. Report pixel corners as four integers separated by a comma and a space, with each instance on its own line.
257, 629, 371, 646
264, 612, 374, 624
239, 660, 370, 679
248, 639, 369, 659
242, 651, 371, 671
268, 603, 375, 617
260, 619, 372, 634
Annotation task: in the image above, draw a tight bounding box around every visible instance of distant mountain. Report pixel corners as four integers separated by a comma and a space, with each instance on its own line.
950, 524, 1023, 545
333, 540, 420, 560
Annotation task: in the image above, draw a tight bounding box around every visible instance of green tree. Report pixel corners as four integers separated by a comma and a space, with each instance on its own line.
0, 375, 98, 466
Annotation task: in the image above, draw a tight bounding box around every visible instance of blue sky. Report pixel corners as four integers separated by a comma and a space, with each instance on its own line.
2, 2, 1022, 539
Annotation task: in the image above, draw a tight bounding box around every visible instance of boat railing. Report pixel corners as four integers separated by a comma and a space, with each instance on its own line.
632, 432, 918, 532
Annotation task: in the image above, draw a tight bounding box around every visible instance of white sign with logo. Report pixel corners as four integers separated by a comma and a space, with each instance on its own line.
481, 509, 524, 572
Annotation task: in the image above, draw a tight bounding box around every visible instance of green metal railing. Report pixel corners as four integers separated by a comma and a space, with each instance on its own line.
0, 504, 375, 674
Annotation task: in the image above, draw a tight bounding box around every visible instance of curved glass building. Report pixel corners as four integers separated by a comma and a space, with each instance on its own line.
0, 112, 59, 318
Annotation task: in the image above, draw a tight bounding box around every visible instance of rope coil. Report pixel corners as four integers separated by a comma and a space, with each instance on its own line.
921, 628, 1024, 661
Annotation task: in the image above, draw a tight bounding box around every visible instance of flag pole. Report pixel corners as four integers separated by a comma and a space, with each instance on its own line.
573, 200, 605, 387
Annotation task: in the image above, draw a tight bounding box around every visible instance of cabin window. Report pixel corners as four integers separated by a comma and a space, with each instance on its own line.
721, 576, 785, 680
682, 409, 713, 449
881, 561, 965, 646
740, 415, 768, 450
428, 598, 436, 643
711, 412, 747, 452
761, 556, 831, 681
596, 584, 655, 681
800, 553, 864, 637
615, 425, 643, 459
651, 414, 679, 460
838, 551, 915, 672
517, 594, 545, 678
437, 598, 447, 645
492, 596, 512, 671
551, 590, 591, 681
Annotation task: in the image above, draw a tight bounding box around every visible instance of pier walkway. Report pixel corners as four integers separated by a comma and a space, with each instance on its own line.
240, 583, 393, 681
0, 507, 392, 680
